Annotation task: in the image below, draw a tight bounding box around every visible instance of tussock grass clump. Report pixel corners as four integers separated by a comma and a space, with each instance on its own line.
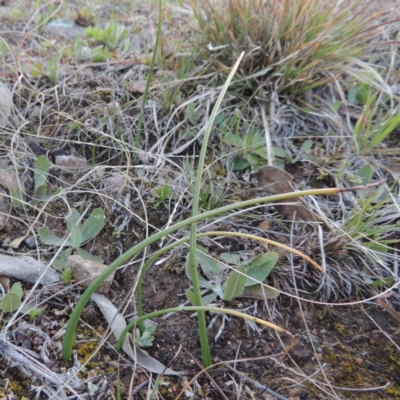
191, 0, 387, 97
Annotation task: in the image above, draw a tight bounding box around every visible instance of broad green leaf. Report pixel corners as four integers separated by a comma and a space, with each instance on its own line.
188, 102, 197, 125
254, 147, 269, 160
38, 228, 64, 246
34, 155, 49, 192
245, 252, 278, 286
67, 209, 81, 232
81, 208, 105, 242
201, 292, 218, 305
75, 247, 103, 263
230, 157, 250, 171
70, 224, 83, 249
252, 134, 264, 149
273, 146, 287, 158
245, 153, 260, 165
197, 246, 226, 278
2, 292, 21, 312
219, 252, 239, 265
52, 248, 72, 271
11, 282, 23, 298
223, 265, 247, 301
224, 133, 244, 147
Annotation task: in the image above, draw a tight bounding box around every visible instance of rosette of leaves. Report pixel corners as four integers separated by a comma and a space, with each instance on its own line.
185, 246, 279, 304
38, 208, 105, 271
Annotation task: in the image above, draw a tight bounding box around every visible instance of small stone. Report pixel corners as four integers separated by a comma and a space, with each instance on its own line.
67, 254, 114, 294
316, 347, 323, 353
320, 328, 327, 335
24, 237, 37, 249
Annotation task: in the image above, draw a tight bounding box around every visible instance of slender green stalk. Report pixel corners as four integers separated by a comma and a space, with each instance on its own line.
134, 0, 162, 159
63, 185, 360, 361
188, 52, 245, 367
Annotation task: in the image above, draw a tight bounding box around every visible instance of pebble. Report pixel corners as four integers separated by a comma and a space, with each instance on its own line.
24, 237, 37, 249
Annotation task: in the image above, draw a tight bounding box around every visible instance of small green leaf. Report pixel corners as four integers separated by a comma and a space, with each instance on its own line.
38, 228, 64, 246
371, 277, 394, 288
219, 252, 239, 265
62, 268, 72, 283
34, 155, 49, 192
187, 102, 197, 125
67, 209, 81, 232
223, 265, 247, 301
81, 208, 105, 242
185, 289, 195, 304
245, 253, 278, 287
75, 247, 103, 263
225, 133, 244, 147
52, 248, 72, 271
11, 282, 23, 298
273, 146, 287, 158
245, 153, 260, 165
230, 157, 250, 171
356, 164, 373, 186
32, 185, 47, 201
196, 245, 225, 278
2, 292, 21, 312
69, 224, 83, 249
300, 139, 313, 152
10, 187, 25, 207
214, 111, 225, 125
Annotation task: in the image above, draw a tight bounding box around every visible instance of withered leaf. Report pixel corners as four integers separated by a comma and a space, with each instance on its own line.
257, 166, 314, 222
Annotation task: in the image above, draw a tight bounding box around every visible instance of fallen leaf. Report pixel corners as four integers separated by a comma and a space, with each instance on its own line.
256, 166, 314, 221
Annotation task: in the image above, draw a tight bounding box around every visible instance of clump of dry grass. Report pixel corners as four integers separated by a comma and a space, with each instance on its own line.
190, 0, 389, 97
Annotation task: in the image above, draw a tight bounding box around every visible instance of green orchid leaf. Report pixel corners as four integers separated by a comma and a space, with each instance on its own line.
81, 208, 105, 242
223, 265, 247, 301
75, 247, 103, 263
245, 252, 278, 287
67, 209, 81, 232
2, 292, 21, 312
70, 224, 83, 249
38, 228, 64, 246
11, 282, 23, 298
34, 155, 49, 193
52, 248, 72, 271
